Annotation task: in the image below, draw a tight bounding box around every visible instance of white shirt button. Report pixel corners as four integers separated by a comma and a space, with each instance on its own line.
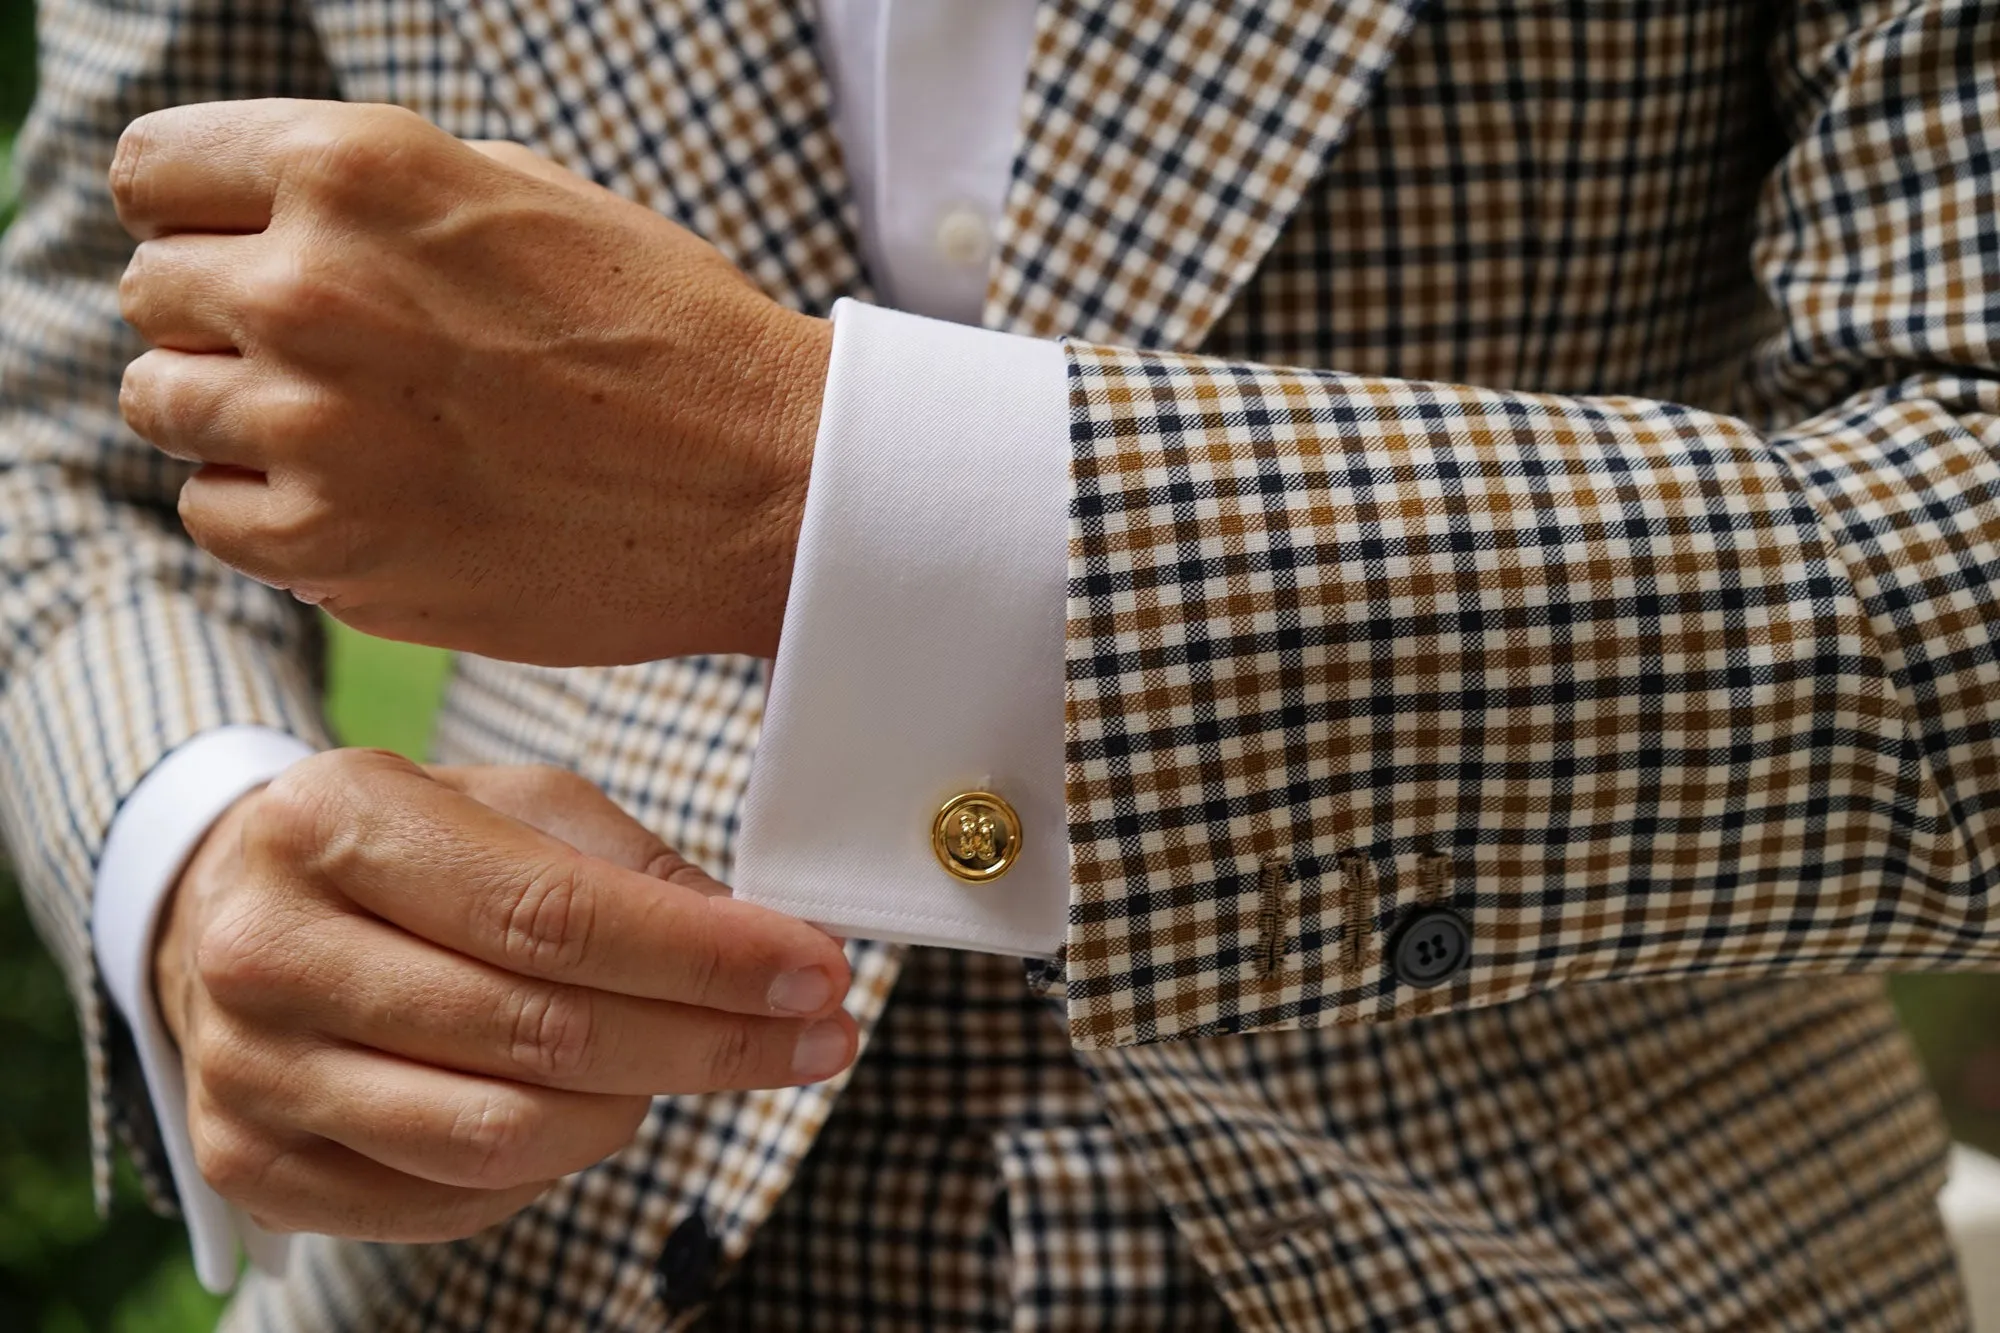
934, 207, 993, 268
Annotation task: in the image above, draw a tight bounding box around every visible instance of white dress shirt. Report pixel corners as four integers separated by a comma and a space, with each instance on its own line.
91, 0, 1064, 1291
731, 0, 1069, 955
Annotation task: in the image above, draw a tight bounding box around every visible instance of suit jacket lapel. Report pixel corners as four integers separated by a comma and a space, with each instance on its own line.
985, 0, 1429, 349
435, 0, 873, 314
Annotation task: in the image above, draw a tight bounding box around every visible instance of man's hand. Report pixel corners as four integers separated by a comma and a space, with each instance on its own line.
112, 99, 832, 665
152, 750, 857, 1243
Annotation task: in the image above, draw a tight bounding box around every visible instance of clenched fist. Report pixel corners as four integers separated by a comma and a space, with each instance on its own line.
112, 99, 832, 666
153, 751, 856, 1243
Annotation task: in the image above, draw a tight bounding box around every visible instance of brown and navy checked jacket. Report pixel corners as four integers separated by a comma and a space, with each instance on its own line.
4, 0, 1998, 1327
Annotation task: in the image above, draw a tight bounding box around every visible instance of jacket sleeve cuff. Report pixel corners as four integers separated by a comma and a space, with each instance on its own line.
94, 725, 316, 1293
734, 299, 1070, 957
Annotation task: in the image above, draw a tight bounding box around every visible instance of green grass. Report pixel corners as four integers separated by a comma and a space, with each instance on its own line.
1, 134, 16, 230
324, 620, 453, 758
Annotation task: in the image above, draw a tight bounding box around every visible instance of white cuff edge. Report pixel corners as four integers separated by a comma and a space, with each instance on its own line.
94, 725, 317, 1292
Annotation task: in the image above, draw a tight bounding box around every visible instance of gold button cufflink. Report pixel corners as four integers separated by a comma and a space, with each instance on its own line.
932, 791, 1021, 882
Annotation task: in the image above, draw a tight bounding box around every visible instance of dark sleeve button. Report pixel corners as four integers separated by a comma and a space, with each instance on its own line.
1389, 906, 1471, 989
654, 1210, 721, 1314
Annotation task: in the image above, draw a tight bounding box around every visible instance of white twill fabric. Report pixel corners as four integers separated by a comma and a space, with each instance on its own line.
737, 301, 1073, 957
2, 0, 1994, 1330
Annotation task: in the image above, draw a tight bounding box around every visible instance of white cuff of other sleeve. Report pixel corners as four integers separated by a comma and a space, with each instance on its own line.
94, 725, 317, 1293
734, 299, 1070, 956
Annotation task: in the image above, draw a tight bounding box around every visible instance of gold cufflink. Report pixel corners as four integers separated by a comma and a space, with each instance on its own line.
932, 790, 1021, 882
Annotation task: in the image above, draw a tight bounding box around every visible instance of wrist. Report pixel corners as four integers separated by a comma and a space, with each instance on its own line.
723, 304, 833, 660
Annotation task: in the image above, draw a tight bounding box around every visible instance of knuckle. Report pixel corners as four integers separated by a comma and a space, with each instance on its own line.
175, 478, 216, 546
117, 247, 156, 327
271, 749, 423, 880
242, 253, 350, 337
190, 1107, 270, 1202
490, 145, 546, 177
262, 385, 342, 452
358, 102, 428, 139
109, 117, 158, 220
446, 1091, 538, 1188
496, 857, 595, 976
323, 746, 420, 787
532, 765, 595, 800
176, 479, 253, 570
671, 901, 725, 1005
290, 125, 371, 196
316, 596, 403, 640
191, 1022, 271, 1106
118, 358, 161, 441
641, 844, 692, 885
245, 1210, 307, 1239
194, 901, 297, 1007
136, 362, 211, 445
176, 478, 226, 553
246, 764, 342, 871
703, 1018, 757, 1088
291, 106, 427, 199
505, 983, 595, 1083
472, 139, 535, 167
256, 487, 347, 571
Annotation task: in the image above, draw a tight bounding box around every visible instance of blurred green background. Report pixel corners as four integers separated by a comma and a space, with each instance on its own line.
4, 2, 2000, 1328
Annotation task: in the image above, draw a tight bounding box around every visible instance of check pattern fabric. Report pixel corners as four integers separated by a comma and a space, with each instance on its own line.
702, 947, 1235, 1332
1052, 0, 2000, 1052
1, 0, 1992, 1329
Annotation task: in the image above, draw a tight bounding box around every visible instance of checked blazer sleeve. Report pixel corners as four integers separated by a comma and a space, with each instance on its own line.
1056, 0, 2000, 1047
0, 0, 335, 1208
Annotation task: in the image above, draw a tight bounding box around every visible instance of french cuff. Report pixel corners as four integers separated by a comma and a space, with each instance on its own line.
94, 725, 316, 1293
734, 299, 1069, 956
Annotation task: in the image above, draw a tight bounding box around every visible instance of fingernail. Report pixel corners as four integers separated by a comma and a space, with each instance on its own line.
791, 1018, 850, 1080
767, 968, 834, 1016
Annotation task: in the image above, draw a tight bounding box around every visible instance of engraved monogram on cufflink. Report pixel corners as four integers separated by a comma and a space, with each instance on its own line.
931, 790, 1021, 882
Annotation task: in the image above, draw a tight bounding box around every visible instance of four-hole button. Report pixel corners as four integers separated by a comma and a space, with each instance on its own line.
1389, 906, 1471, 989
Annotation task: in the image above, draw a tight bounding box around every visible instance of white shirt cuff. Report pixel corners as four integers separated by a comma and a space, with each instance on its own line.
735, 299, 1070, 956
93, 725, 316, 1293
